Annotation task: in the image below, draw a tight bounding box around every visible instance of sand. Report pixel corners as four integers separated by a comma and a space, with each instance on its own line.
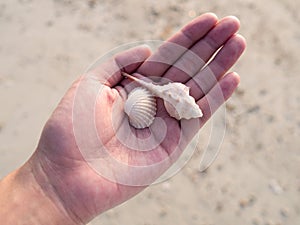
0, 0, 299, 224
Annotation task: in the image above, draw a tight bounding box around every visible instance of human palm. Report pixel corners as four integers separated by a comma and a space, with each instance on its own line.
31, 13, 246, 224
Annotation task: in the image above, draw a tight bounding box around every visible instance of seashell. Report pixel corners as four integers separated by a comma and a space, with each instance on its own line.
123, 72, 203, 120
124, 87, 157, 129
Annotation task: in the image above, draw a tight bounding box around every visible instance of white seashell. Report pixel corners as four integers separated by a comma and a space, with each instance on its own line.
124, 87, 157, 129
123, 72, 203, 120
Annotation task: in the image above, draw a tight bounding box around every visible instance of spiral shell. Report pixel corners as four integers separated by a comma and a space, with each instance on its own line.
124, 87, 157, 129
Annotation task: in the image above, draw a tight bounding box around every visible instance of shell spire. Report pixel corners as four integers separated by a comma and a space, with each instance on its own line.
123, 72, 203, 120
122, 72, 162, 96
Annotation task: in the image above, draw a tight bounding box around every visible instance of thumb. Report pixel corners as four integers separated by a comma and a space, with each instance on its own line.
87, 45, 152, 87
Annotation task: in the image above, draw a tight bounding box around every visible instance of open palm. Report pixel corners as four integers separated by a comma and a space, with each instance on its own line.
31, 13, 246, 224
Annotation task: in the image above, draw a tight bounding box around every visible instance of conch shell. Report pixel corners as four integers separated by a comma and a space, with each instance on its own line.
124, 87, 157, 129
123, 72, 203, 120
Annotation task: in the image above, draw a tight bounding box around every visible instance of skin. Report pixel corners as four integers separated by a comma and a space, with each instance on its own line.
0, 13, 246, 225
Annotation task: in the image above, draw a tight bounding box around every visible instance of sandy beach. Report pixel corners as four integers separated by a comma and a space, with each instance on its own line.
0, 0, 299, 224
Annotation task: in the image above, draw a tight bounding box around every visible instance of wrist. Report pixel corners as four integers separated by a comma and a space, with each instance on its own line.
0, 154, 80, 225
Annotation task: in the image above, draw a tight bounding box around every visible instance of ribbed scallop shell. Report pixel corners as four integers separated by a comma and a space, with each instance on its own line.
124, 87, 157, 129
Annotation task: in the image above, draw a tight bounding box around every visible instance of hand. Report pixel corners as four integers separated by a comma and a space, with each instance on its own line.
0, 13, 246, 225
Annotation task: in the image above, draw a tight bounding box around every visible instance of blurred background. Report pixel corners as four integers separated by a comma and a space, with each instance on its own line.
0, 0, 299, 224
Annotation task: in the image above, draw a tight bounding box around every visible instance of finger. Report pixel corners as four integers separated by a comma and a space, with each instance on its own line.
87, 45, 152, 87
137, 13, 218, 77
197, 72, 240, 125
163, 16, 241, 82
187, 34, 246, 100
